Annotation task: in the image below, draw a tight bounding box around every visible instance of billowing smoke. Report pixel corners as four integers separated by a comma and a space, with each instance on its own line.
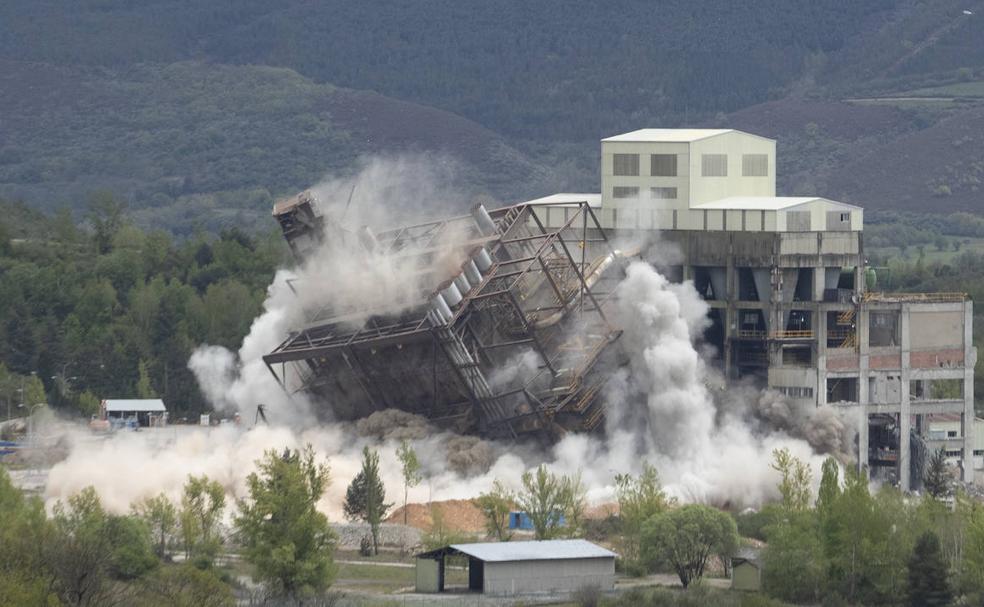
39, 157, 853, 518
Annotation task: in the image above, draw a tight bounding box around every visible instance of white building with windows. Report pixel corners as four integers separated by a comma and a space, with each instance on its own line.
522, 127, 974, 492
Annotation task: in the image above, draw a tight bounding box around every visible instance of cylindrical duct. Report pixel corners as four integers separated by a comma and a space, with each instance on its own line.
471, 204, 497, 236
431, 295, 453, 323
440, 281, 463, 307
781, 269, 799, 303
453, 273, 471, 295
472, 247, 493, 272
358, 226, 378, 252
824, 267, 840, 290
463, 260, 482, 286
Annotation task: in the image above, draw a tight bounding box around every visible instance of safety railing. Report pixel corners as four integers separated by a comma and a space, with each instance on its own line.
770, 330, 814, 340
863, 292, 967, 303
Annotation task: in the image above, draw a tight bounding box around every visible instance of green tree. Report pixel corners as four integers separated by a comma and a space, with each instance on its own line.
474, 480, 514, 541
560, 470, 587, 538
77, 390, 100, 417
763, 510, 825, 602
106, 516, 158, 580
816, 457, 841, 518
135, 564, 234, 607
641, 504, 739, 588
87, 191, 126, 254
772, 447, 811, 512
0, 219, 10, 256
516, 464, 566, 540
0, 467, 54, 605
396, 439, 422, 527
909, 531, 952, 607
343, 446, 390, 555
615, 463, 672, 569
925, 447, 951, 499
136, 359, 157, 399
43, 487, 122, 606
133, 493, 177, 559
235, 446, 337, 599
180, 475, 225, 567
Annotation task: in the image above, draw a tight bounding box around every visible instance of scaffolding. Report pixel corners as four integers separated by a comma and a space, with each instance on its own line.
264, 197, 627, 440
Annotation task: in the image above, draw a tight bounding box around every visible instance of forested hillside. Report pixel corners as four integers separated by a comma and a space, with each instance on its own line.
1, 0, 984, 230
0, 60, 546, 234
0, 198, 282, 418
0, 0, 900, 142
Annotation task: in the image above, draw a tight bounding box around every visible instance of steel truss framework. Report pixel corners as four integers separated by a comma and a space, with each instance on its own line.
264, 200, 625, 439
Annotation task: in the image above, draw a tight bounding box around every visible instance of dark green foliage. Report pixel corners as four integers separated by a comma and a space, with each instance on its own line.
107, 516, 159, 580
0, 1, 899, 143
235, 446, 337, 599
924, 448, 951, 499
343, 446, 391, 555
641, 504, 739, 588
0, 200, 279, 418
908, 531, 952, 607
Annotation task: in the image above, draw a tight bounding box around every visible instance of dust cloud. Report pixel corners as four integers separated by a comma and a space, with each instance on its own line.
41, 157, 852, 518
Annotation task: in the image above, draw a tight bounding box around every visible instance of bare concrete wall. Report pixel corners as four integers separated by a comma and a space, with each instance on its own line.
909, 311, 963, 349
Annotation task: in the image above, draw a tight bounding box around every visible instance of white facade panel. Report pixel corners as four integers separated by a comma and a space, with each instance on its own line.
483, 557, 615, 596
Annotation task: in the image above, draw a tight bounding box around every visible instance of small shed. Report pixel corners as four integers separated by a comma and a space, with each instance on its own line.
101, 399, 167, 428
416, 539, 616, 596
731, 547, 762, 592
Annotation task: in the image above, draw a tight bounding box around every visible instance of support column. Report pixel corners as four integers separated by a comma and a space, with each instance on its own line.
724, 243, 736, 379
858, 305, 870, 475
963, 301, 977, 483
816, 310, 827, 407
899, 305, 911, 491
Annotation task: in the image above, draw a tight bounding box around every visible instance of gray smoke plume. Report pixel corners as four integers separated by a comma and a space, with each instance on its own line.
42, 158, 855, 518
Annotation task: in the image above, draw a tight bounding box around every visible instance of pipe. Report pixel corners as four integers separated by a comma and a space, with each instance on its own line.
471, 204, 497, 236
531, 249, 629, 329
453, 273, 472, 295
440, 281, 463, 307
431, 294, 453, 323
472, 247, 494, 272
463, 259, 482, 286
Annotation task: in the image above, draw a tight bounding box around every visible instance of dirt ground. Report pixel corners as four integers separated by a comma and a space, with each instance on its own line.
386, 499, 487, 533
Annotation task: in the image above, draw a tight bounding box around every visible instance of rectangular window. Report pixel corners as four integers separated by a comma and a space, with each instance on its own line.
650, 187, 678, 200
701, 154, 728, 176
613, 186, 639, 199
778, 386, 814, 398
840, 213, 850, 221
946, 450, 962, 458
741, 154, 769, 177
650, 154, 678, 177
947, 430, 958, 438
613, 154, 640, 176
974, 450, 983, 457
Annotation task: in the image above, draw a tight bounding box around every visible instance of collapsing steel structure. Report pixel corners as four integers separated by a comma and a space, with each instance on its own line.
264, 192, 627, 440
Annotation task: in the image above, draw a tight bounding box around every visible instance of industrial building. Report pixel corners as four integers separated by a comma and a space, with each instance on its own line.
267, 128, 977, 491
415, 539, 616, 596
99, 399, 168, 428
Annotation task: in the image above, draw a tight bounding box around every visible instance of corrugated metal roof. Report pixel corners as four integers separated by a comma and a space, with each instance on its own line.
103, 399, 166, 412
523, 193, 602, 207
449, 539, 616, 562
692, 196, 861, 211
602, 128, 734, 143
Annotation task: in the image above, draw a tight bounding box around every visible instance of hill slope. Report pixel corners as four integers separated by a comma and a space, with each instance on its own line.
0, 0, 902, 142
0, 60, 547, 234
